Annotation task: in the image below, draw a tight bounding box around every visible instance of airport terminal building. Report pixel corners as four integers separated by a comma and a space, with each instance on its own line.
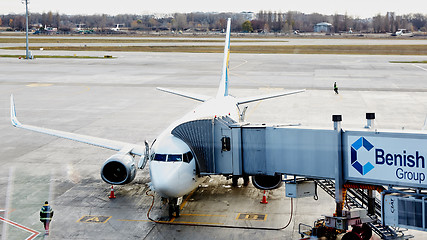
314, 22, 333, 33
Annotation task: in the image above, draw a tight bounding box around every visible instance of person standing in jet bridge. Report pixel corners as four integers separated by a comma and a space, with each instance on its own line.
40, 201, 54, 235
334, 82, 339, 94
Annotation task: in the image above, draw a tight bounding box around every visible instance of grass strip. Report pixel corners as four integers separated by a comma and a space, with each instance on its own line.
0, 54, 112, 59
3, 45, 427, 55
0, 38, 287, 44
389, 60, 427, 63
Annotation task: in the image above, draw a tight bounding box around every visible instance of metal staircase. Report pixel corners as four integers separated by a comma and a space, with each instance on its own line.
315, 179, 413, 239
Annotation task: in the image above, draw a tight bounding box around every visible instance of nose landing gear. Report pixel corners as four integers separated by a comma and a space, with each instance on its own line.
168, 198, 181, 218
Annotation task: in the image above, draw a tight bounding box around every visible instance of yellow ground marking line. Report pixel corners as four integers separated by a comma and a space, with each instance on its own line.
26, 83, 53, 87
77, 85, 91, 94
117, 214, 226, 223
117, 219, 223, 225
180, 213, 227, 217
245, 99, 262, 118
245, 86, 284, 118
230, 59, 248, 70
180, 189, 197, 210
117, 219, 151, 222
119, 189, 224, 224
171, 221, 224, 225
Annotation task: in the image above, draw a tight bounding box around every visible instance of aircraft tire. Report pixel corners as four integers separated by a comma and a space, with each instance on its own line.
168, 204, 174, 218
175, 205, 180, 217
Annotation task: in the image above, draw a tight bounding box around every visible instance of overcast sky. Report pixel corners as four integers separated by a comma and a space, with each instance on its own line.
1, 0, 426, 18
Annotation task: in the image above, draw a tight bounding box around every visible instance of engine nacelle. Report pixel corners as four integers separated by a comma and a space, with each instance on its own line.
101, 153, 136, 185
251, 174, 283, 190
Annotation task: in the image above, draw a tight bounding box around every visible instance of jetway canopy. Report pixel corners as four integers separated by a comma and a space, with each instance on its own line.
171, 116, 427, 189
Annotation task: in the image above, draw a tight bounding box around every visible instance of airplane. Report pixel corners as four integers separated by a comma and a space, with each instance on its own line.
10, 18, 305, 218
393, 29, 413, 37
110, 24, 124, 32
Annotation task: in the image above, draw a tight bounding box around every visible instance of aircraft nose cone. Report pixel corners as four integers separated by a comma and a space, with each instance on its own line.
150, 163, 182, 198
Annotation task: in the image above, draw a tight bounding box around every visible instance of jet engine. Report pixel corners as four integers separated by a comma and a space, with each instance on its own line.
251, 174, 283, 190
101, 153, 136, 185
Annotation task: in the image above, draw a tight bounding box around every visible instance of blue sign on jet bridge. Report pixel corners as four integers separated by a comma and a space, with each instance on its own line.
345, 132, 427, 188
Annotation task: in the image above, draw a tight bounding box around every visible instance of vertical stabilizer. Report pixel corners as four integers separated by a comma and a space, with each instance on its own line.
216, 18, 231, 98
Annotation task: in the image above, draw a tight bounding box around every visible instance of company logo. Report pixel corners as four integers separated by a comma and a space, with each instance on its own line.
351, 137, 375, 175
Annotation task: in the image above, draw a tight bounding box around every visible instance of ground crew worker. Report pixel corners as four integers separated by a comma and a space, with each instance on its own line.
40, 201, 54, 235
334, 82, 339, 94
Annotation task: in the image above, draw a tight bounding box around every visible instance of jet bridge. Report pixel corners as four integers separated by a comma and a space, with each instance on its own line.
171, 115, 427, 235
172, 116, 341, 179
172, 115, 427, 189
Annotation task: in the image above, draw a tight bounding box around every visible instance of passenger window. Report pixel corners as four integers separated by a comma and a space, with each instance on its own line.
168, 154, 182, 162
183, 152, 193, 163
154, 154, 167, 161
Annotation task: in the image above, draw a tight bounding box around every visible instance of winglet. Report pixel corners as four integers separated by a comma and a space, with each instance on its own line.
10, 94, 21, 127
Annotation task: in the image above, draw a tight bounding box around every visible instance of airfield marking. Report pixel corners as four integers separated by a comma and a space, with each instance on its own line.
117, 214, 226, 224
77, 215, 112, 223
180, 213, 227, 217
413, 64, 427, 72
236, 213, 267, 221
77, 85, 91, 94
170, 220, 224, 225
180, 189, 197, 210
230, 59, 248, 70
0, 216, 40, 240
117, 218, 224, 225
26, 83, 53, 87
117, 219, 150, 222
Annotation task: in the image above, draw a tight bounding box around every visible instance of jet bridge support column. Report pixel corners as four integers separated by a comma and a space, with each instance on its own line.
333, 115, 344, 217
365, 113, 376, 216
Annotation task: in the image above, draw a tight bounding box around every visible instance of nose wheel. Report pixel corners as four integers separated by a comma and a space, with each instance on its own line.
168, 198, 180, 218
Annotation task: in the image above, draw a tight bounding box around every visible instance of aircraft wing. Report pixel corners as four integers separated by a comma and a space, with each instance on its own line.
236, 89, 306, 105
156, 87, 211, 102
10, 95, 145, 156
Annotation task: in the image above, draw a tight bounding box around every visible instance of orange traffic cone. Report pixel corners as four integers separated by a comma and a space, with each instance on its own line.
260, 190, 268, 204
109, 185, 116, 199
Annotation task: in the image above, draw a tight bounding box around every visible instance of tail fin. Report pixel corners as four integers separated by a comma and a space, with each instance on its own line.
216, 18, 231, 98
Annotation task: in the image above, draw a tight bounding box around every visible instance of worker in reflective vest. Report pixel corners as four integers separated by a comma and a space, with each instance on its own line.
334, 82, 339, 94
40, 201, 54, 235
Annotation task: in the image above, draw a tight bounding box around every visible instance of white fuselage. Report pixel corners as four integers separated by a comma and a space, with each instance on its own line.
149, 95, 239, 198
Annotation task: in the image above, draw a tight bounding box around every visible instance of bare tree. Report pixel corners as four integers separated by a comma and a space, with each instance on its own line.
333, 14, 340, 33
0, 11, 423, 34
54, 12, 60, 28
409, 13, 427, 31
173, 13, 188, 30
13, 15, 25, 30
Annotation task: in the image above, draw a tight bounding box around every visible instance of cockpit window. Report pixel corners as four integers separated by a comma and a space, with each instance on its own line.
152, 153, 190, 162
183, 151, 193, 163
153, 154, 167, 161
168, 154, 182, 162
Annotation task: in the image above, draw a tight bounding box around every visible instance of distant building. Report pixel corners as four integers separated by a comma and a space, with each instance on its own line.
314, 22, 333, 33
240, 12, 255, 21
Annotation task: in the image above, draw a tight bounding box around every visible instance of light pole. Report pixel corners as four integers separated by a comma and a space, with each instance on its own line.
22, 0, 30, 59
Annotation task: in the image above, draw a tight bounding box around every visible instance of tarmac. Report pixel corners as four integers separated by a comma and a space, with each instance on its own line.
1, 43, 427, 239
